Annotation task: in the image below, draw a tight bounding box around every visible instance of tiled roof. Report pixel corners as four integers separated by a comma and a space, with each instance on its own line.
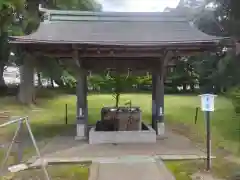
11, 10, 225, 46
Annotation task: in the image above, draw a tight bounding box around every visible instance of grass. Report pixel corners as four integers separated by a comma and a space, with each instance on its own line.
165, 159, 240, 180
0, 93, 239, 179
165, 161, 200, 180
0, 93, 239, 155
164, 95, 240, 155
2, 164, 89, 180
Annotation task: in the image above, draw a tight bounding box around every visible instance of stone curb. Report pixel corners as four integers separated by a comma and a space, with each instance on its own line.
88, 163, 100, 180
29, 154, 216, 167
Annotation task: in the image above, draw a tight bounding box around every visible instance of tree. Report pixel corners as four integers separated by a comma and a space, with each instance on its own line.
167, 57, 198, 93
213, 0, 240, 38
42, 0, 102, 10
0, 31, 9, 89
13, 0, 101, 104
176, 0, 240, 38
0, 0, 24, 91
166, 0, 240, 93
164, 0, 240, 95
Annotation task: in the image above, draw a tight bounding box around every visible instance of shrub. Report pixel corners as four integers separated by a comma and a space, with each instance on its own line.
165, 85, 179, 94
227, 86, 240, 114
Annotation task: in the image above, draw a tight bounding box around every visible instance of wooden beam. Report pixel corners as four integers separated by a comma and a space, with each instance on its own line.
88, 69, 149, 75
79, 52, 164, 58
31, 48, 204, 58
82, 58, 156, 70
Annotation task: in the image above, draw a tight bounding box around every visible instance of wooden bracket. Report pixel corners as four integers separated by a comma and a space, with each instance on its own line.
72, 49, 81, 68
236, 42, 240, 55
161, 51, 174, 81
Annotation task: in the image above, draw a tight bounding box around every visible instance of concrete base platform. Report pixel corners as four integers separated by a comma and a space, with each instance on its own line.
89, 123, 156, 144
76, 124, 85, 139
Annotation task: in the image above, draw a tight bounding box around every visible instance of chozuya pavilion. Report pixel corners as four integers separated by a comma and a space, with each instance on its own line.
10, 9, 226, 144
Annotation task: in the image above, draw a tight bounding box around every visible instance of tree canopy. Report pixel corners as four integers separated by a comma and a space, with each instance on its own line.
1, 0, 240, 107
0, 0, 102, 92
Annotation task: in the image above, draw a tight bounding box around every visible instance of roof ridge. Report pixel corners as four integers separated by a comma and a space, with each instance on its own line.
41, 9, 188, 22
42, 9, 185, 15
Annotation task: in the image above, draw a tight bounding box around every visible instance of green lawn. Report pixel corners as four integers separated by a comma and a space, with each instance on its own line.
0, 93, 239, 179
165, 161, 199, 180
0, 93, 239, 154
2, 164, 89, 180
44, 94, 239, 154
165, 159, 240, 180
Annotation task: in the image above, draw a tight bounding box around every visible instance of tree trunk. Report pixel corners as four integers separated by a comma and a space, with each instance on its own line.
115, 93, 120, 108
190, 83, 195, 92
0, 63, 6, 88
18, 54, 35, 105
182, 84, 187, 92
0, 63, 7, 96
37, 72, 42, 87
50, 77, 54, 88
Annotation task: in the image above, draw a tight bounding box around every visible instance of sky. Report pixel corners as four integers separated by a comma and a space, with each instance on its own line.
98, 0, 180, 12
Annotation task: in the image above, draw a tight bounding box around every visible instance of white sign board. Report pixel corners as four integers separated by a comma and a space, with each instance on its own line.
199, 94, 217, 112
79, 108, 83, 117
159, 107, 163, 116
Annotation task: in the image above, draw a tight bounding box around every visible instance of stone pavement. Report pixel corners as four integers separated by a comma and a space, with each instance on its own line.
27, 129, 211, 180
89, 157, 175, 180
34, 129, 206, 160
25, 129, 217, 180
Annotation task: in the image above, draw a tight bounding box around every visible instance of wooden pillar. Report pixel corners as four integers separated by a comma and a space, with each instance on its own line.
73, 50, 88, 139
18, 53, 35, 104
155, 73, 165, 123
152, 73, 157, 131
154, 51, 173, 136
155, 71, 164, 135
84, 74, 88, 137
76, 69, 88, 139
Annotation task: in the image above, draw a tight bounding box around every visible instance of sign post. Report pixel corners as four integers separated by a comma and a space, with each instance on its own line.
199, 94, 217, 171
